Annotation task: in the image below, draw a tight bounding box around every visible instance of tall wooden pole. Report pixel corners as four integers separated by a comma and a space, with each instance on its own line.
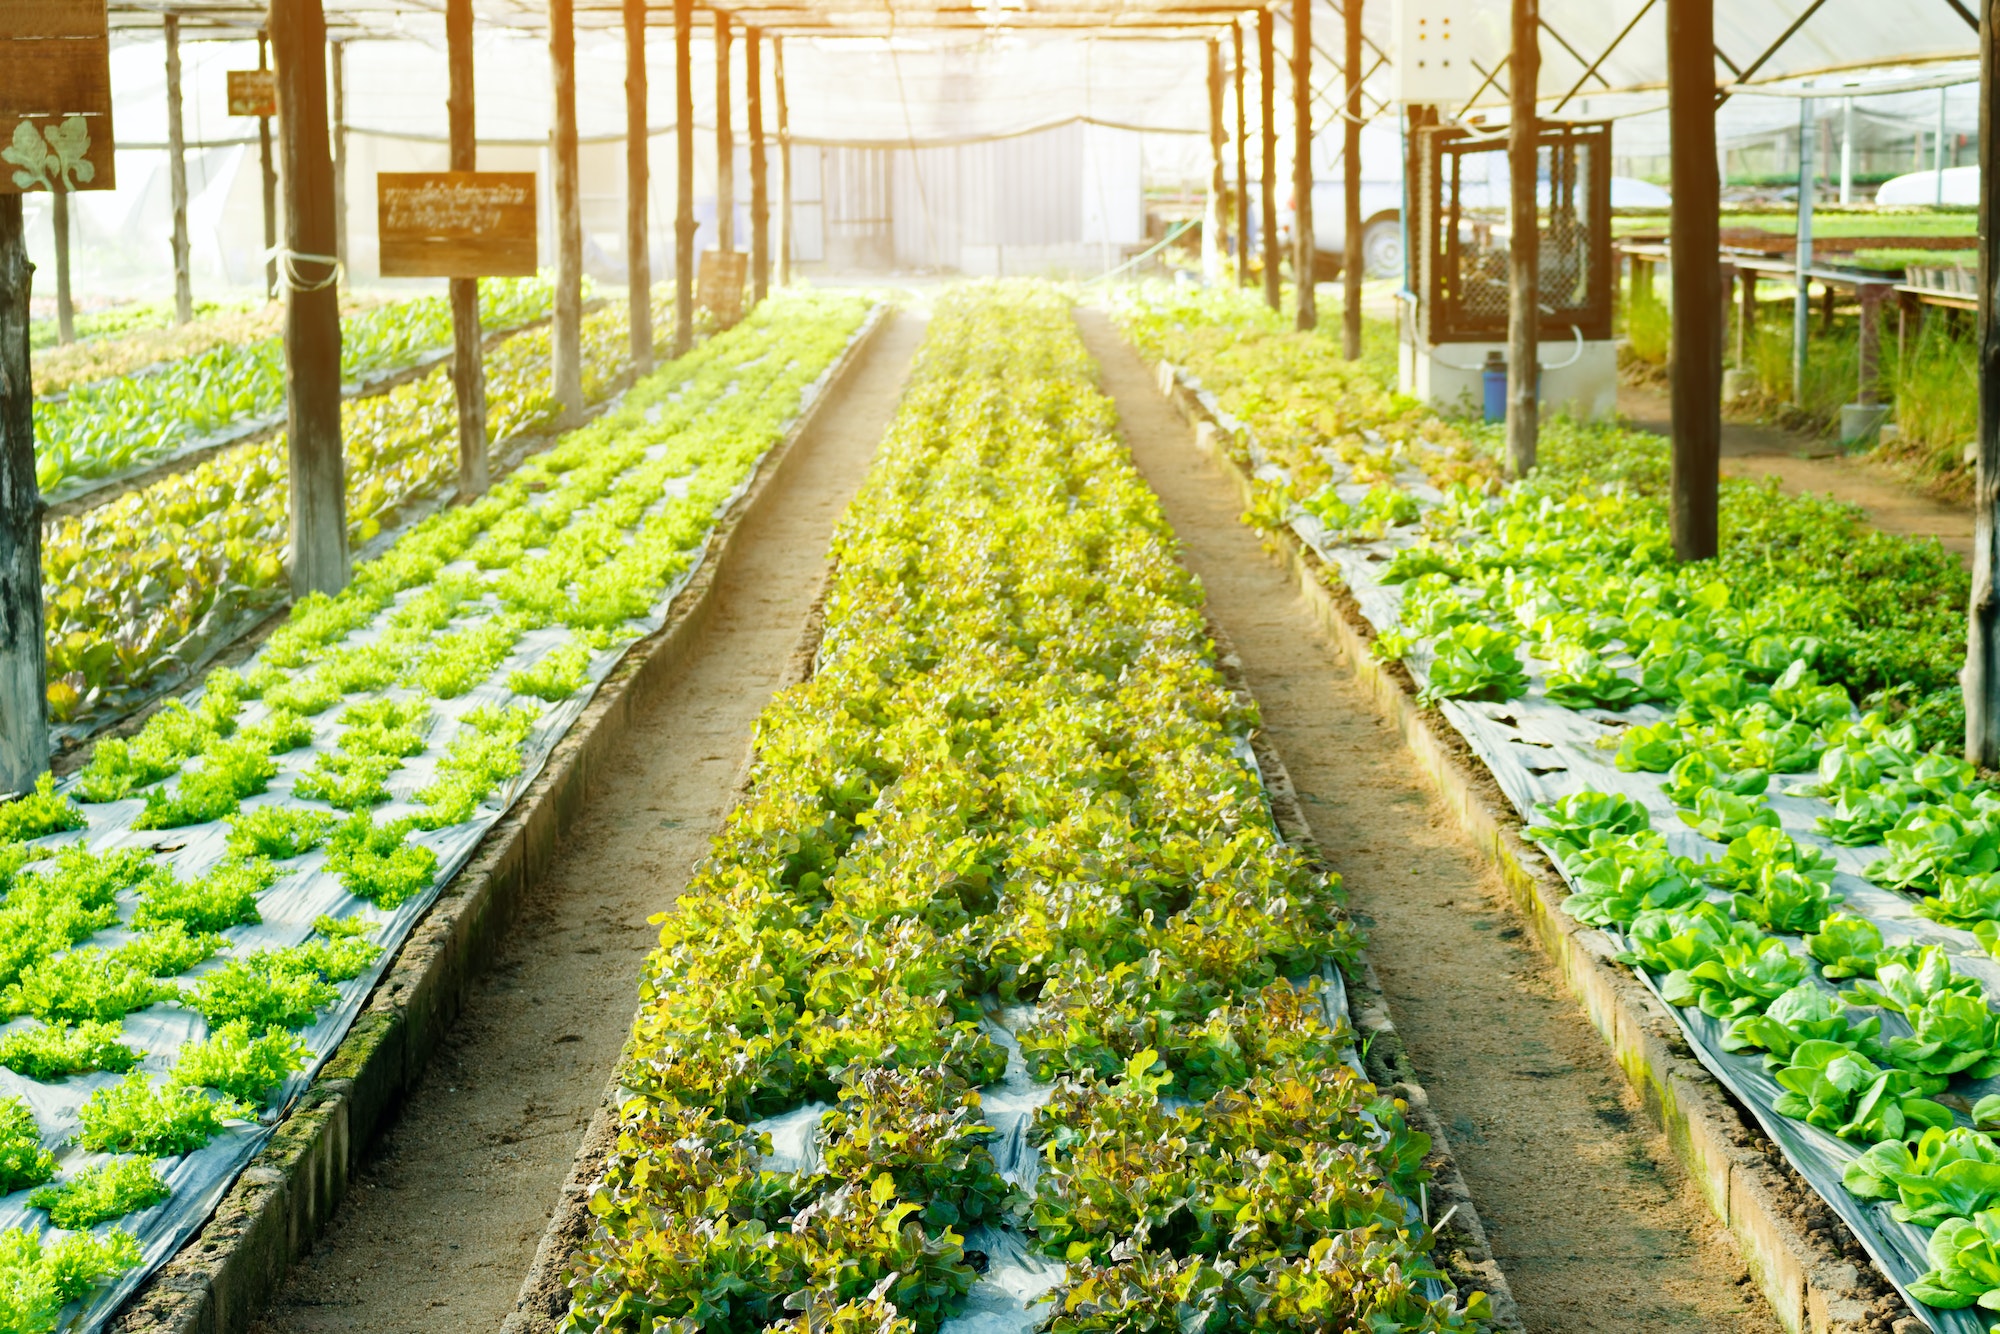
1259, 9, 1278, 310
1205, 37, 1225, 282
674, 0, 695, 355
0, 198, 48, 795
1505, 0, 1538, 475
331, 39, 348, 290
1342, 0, 1364, 358
1291, 0, 1315, 330
1667, 0, 1721, 561
448, 0, 488, 497
165, 16, 192, 326
260, 33, 278, 301
716, 12, 735, 254
550, 0, 584, 418
776, 36, 792, 287
272, 0, 349, 598
1968, 0, 2000, 765
1233, 20, 1249, 288
748, 29, 769, 304
626, 0, 654, 370
51, 192, 73, 345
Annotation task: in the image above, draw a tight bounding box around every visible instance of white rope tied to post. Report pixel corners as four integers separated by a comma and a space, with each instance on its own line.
261, 245, 342, 292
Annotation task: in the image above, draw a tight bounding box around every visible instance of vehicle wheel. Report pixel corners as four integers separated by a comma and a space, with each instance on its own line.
1360, 217, 1403, 279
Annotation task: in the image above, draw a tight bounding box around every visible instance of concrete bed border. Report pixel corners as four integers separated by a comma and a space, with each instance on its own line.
1144, 356, 1912, 1334
107, 306, 894, 1334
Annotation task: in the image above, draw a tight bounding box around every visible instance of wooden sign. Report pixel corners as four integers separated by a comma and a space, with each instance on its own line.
698, 249, 749, 324
377, 172, 538, 278
227, 70, 277, 118
0, 0, 114, 193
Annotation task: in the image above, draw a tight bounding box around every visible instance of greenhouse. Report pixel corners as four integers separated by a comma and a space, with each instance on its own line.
3, 0, 2000, 1331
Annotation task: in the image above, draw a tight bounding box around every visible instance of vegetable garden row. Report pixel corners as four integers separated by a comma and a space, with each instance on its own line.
34, 279, 559, 500
42, 284, 667, 736
0, 288, 870, 1334
1113, 283, 2000, 1326
563, 284, 1493, 1334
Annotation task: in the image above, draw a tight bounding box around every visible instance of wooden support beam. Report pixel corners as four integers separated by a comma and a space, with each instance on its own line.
1342, 0, 1363, 357
1505, 0, 1538, 475
331, 38, 348, 290
716, 11, 734, 254
1737, 267, 1756, 366
260, 32, 278, 301
1205, 36, 1224, 282
551, 0, 584, 417
272, 0, 349, 598
776, 35, 791, 288
1667, 0, 1721, 562
748, 28, 769, 304
1233, 20, 1247, 287
0, 198, 48, 795
165, 15, 192, 326
1857, 283, 1887, 406
1291, 0, 1314, 330
448, 0, 488, 497
627, 0, 653, 370
1968, 0, 2000, 764
51, 192, 73, 346
1260, 9, 1278, 310
675, 0, 695, 354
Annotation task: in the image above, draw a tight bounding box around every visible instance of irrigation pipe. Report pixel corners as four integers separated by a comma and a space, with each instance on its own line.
1083, 218, 1200, 285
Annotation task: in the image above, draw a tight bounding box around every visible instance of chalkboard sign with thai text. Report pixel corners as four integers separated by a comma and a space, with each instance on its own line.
377, 171, 538, 278
0, 0, 114, 193
698, 249, 749, 324
227, 70, 277, 118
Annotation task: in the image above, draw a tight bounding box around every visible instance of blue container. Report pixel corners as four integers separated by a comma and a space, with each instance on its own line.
1482, 351, 1507, 423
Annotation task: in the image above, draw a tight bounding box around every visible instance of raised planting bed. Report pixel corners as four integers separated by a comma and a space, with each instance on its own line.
1115, 281, 1997, 1332
40, 290, 670, 741
32, 280, 559, 503
528, 283, 1511, 1334
0, 289, 874, 1334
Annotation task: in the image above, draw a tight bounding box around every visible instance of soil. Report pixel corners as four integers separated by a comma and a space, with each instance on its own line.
244, 310, 925, 1334
1077, 307, 1786, 1334
1618, 381, 1973, 565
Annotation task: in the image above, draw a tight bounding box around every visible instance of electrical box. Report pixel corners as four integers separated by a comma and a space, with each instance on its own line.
1393, 0, 1473, 105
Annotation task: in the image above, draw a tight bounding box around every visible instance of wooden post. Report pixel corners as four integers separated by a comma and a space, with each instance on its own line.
716, 11, 734, 254
331, 38, 348, 289
272, 0, 349, 598
1233, 20, 1248, 288
748, 29, 769, 304
51, 191, 72, 345
1667, 0, 1722, 562
0, 198, 48, 795
1342, 0, 1364, 358
447, 0, 488, 497
625, 0, 653, 369
260, 33, 278, 301
1967, 0, 2000, 764
1205, 37, 1225, 282
1291, 0, 1314, 330
1737, 267, 1756, 366
1857, 283, 1887, 406
550, 0, 584, 417
165, 15, 192, 326
1260, 9, 1278, 311
674, 0, 695, 355
1506, 0, 1538, 476
775, 36, 791, 288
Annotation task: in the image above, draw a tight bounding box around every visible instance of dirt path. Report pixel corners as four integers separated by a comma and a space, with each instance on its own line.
246, 311, 924, 1334
1078, 309, 1783, 1334
1619, 381, 1972, 565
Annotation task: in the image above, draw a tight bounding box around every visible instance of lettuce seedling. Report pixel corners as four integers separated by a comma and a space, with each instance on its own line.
134, 737, 278, 830
1845, 1126, 2000, 1227
1771, 1040, 1952, 1143
1612, 719, 1689, 774
1525, 790, 1652, 861
1724, 983, 1883, 1068
29, 1156, 170, 1229
1868, 805, 2000, 894
0, 775, 85, 846
1885, 992, 2000, 1088
293, 750, 401, 810
1417, 622, 1527, 706
1910, 1208, 2000, 1311
76, 1074, 242, 1156
1685, 825, 1836, 894
0, 1019, 140, 1081
1918, 871, 2000, 930
1678, 788, 1779, 843
178, 952, 339, 1032
1663, 749, 1769, 807
0, 1098, 55, 1194
1806, 914, 1887, 981
1559, 835, 1704, 929
0, 1225, 141, 1329
1659, 933, 1808, 1020
508, 642, 593, 702
1730, 863, 1839, 935
172, 1020, 310, 1105
324, 813, 437, 907
1845, 949, 1983, 1018
226, 806, 337, 860
132, 856, 274, 933
1544, 646, 1647, 710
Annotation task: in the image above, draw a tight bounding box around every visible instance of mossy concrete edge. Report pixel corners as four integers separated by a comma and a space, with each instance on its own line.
1148, 354, 1907, 1334
107, 306, 894, 1334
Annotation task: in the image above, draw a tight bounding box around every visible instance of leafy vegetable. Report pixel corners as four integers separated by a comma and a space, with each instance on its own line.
28, 1157, 169, 1229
